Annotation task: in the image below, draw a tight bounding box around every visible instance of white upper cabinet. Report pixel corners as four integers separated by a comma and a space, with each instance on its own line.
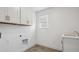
0, 7, 20, 24
21, 7, 33, 25
0, 7, 33, 25
0, 7, 8, 22
7, 7, 20, 24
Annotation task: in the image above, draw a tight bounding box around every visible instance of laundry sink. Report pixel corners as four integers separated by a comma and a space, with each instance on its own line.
62, 31, 79, 52
62, 31, 79, 39
63, 33, 76, 36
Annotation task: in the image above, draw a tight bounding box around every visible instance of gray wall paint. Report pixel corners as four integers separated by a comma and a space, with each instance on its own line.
36, 7, 79, 51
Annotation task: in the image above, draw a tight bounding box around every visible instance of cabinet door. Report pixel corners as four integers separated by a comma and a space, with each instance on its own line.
21, 7, 32, 25
8, 37, 22, 52
7, 7, 20, 24
63, 39, 79, 52
0, 7, 8, 22
0, 31, 10, 52
0, 39, 8, 52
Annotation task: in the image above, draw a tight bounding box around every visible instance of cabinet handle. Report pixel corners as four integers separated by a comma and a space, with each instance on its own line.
26, 20, 29, 24
5, 16, 10, 20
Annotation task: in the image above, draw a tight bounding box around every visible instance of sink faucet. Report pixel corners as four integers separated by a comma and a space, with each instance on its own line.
73, 31, 79, 36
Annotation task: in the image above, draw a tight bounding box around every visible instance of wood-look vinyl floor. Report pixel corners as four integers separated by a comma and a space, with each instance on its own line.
25, 45, 60, 52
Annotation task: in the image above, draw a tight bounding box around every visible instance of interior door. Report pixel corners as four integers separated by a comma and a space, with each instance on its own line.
8, 7, 20, 24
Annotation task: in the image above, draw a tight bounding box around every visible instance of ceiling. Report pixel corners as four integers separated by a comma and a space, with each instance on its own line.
33, 7, 48, 12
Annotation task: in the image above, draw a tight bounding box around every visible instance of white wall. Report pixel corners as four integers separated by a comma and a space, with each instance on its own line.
0, 9, 36, 52
36, 7, 79, 51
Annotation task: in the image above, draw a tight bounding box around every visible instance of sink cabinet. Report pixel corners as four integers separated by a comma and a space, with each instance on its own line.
63, 38, 79, 52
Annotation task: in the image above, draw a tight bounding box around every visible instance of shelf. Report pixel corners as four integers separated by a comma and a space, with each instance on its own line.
0, 22, 31, 26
